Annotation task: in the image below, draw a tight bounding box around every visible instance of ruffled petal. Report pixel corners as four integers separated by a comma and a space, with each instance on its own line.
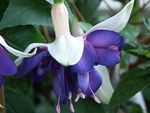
86, 30, 124, 50
85, 69, 102, 96
86, 0, 134, 33
78, 73, 89, 93
47, 35, 84, 66
0, 46, 17, 75
95, 48, 120, 66
71, 43, 94, 74
17, 49, 48, 77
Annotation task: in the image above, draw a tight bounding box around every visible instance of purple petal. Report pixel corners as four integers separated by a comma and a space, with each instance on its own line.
0, 76, 4, 87
71, 44, 94, 74
86, 69, 102, 96
0, 46, 16, 75
78, 73, 89, 93
30, 70, 45, 83
65, 68, 77, 93
96, 48, 120, 66
52, 66, 68, 104
17, 49, 48, 77
86, 30, 124, 51
85, 41, 97, 60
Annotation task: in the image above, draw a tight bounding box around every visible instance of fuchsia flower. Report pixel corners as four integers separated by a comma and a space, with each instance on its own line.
16, 0, 134, 113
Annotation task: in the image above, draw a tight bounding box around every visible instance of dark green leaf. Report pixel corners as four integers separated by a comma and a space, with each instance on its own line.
0, 0, 52, 30
61, 99, 115, 113
120, 24, 140, 43
5, 76, 33, 96
124, 43, 150, 59
79, 22, 93, 32
138, 61, 150, 70
0, 25, 46, 50
144, 17, 150, 31
130, 103, 143, 113
75, 0, 102, 22
0, 0, 9, 21
5, 88, 35, 113
109, 67, 150, 107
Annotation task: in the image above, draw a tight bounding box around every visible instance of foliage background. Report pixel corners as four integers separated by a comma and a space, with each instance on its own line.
0, 0, 150, 113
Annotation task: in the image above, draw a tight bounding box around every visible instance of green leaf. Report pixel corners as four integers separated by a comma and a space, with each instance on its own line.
144, 17, 150, 31
5, 88, 35, 113
109, 67, 150, 108
138, 61, 150, 70
120, 24, 140, 43
130, 103, 143, 113
79, 22, 93, 32
5, 76, 33, 96
0, 25, 46, 50
0, 0, 9, 21
124, 43, 150, 59
75, 0, 102, 22
61, 99, 115, 113
0, 0, 52, 30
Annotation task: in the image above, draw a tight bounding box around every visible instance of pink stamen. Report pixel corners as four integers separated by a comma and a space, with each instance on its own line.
68, 92, 75, 113
92, 95, 101, 104
75, 91, 85, 102
56, 104, 61, 113
56, 89, 61, 113
89, 86, 101, 104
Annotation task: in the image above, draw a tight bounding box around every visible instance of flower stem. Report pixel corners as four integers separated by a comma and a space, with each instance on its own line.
0, 86, 6, 113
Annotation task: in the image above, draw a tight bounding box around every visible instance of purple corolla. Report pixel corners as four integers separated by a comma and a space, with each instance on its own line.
0, 46, 16, 86
16, 0, 134, 113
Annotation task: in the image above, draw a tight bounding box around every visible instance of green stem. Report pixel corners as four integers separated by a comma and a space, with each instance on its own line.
54, 0, 64, 4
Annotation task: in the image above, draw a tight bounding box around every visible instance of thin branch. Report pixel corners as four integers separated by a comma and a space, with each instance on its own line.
68, 0, 86, 22
42, 26, 51, 43
0, 86, 6, 113
131, 0, 150, 18
103, 0, 116, 14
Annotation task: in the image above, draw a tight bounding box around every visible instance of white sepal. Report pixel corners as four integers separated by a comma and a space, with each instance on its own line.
47, 35, 84, 66
0, 104, 4, 109
86, 0, 134, 33
95, 65, 114, 104
0, 35, 37, 58
130, 92, 148, 113
15, 43, 48, 66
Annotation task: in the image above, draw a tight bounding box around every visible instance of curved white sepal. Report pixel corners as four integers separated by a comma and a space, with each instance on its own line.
130, 92, 148, 113
0, 104, 4, 109
86, 0, 134, 33
47, 36, 84, 66
0, 35, 37, 58
94, 65, 114, 104
15, 43, 48, 66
